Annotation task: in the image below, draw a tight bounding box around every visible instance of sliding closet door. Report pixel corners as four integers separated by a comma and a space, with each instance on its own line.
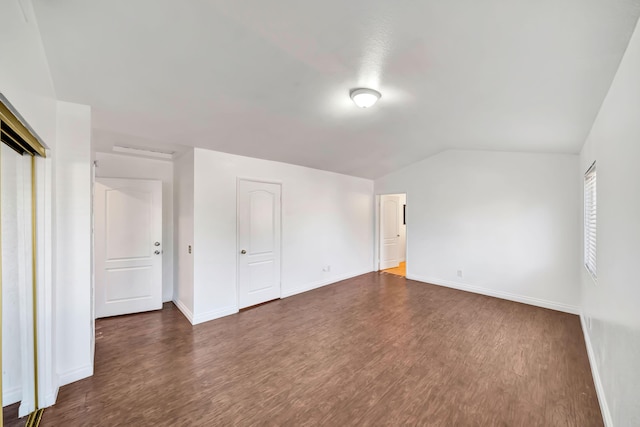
1, 143, 35, 419
1, 97, 48, 426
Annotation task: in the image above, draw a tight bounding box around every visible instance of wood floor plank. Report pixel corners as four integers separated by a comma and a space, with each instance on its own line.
39, 272, 602, 426
2, 403, 24, 427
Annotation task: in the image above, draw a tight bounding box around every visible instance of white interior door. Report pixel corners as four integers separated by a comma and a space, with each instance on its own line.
380, 195, 400, 270
238, 179, 281, 309
95, 178, 162, 318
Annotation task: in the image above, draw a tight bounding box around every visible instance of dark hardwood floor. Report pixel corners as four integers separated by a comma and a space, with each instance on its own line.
2, 403, 24, 427
39, 272, 602, 426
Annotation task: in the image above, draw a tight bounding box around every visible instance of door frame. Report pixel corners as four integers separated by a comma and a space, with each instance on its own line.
235, 177, 283, 310
375, 193, 408, 272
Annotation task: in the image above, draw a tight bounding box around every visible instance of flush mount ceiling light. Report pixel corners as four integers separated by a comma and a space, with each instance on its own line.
350, 88, 381, 108
113, 145, 175, 159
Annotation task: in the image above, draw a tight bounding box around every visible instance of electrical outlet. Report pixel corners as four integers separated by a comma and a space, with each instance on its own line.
457, 270, 463, 278
322, 265, 331, 272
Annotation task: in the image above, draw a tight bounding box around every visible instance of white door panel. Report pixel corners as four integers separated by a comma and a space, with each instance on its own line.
105, 187, 153, 260
238, 180, 281, 309
380, 195, 400, 270
95, 178, 162, 318
1, 144, 36, 413
105, 267, 153, 301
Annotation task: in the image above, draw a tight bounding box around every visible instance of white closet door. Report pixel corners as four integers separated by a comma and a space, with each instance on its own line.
1, 144, 35, 415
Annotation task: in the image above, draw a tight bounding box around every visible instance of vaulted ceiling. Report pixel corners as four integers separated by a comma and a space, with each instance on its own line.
33, 0, 640, 178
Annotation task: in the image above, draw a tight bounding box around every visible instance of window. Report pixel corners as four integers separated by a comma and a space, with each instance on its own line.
584, 162, 597, 279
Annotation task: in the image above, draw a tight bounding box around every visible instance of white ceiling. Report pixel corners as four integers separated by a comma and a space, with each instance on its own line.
33, 0, 640, 178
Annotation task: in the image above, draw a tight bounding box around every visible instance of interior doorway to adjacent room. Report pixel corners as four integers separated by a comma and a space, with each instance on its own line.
378, 193, 407, 277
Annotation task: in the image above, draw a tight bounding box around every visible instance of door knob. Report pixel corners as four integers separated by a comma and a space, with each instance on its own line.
240, 249, 247, 254
155, 242, 161, 246
154, 250, 160, 255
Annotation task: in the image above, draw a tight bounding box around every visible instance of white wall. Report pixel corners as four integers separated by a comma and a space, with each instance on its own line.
0, 1, 57, 147
95, 152, 174, 302
172, 148, 374, 324
173, 150, 195, 319
55, 102, 93, 387
578, 16, 640, 426
375, 150, 581, 313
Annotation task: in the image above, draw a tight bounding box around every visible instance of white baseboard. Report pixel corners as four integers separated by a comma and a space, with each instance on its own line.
580, 314, 612, 427
3, 385, 22, 406
192, 305, 238, 325
281, 269, 373, 298
173, 299, 238, 325
173, 298, 194, 324
58, 364, 93, 387
175, 271, 372, 325
406, 274, 580, 314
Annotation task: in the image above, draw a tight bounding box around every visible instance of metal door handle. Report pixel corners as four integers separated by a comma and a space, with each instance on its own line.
154, 250, 160, 255
155, 242, 161, 246
240, 249, 247, 254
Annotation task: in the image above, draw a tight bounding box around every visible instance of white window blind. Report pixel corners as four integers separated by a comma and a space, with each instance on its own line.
584, 162, 597, 278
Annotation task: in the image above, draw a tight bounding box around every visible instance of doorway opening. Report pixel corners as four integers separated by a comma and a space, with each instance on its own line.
378, 193, 407, 278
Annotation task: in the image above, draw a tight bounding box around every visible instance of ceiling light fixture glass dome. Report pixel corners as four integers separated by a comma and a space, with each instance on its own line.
350, 88, 381, 108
